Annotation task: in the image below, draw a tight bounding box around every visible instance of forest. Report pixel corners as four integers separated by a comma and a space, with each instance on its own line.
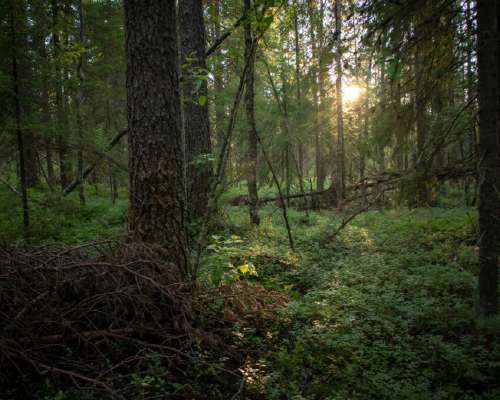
0, 0, 499, 398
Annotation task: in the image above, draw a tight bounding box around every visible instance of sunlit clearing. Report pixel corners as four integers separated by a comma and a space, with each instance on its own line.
343, 84, 363, 102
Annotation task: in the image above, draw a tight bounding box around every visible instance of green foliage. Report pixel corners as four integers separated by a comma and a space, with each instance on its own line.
0, 186, 126, 244
212, 205, 499, 400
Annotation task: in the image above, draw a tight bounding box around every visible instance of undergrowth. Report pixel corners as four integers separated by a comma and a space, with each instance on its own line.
0, 186, 499, 399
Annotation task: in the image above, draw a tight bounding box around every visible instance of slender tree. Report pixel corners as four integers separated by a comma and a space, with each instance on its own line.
244, 0, 260, 225
334, 0, 345, 202
76, 0, 85, 205
179, 0, 212, 222
9, 0, 30, 240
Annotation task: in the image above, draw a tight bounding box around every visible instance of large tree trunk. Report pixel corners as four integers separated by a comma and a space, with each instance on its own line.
477, 0, 499, 316
334, 0, 345, 202
243, 0, 260, 225
179, 0, 212, 222
124, 0, 188, 270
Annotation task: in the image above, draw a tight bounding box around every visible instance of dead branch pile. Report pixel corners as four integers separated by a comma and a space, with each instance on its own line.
0, 242, 193, 398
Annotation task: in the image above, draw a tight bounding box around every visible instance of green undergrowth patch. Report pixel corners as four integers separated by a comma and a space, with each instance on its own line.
216, 205, 499, 399
0, 186, 127, 244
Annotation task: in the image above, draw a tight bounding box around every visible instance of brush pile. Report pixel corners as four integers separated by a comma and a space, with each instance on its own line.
0, 242, 194, 398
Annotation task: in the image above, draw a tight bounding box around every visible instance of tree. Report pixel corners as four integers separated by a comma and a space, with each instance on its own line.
52, 0, 71, 190
334, 0, 345, 202
9, 0, 30, 240
477, 0, 499, 316
75, 0, 86, 205
244, 0, 260, 225
124, 0, 188, 270
179, 0, 212, 223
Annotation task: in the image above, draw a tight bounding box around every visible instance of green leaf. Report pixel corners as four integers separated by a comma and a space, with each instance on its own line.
198, 95, 207, 106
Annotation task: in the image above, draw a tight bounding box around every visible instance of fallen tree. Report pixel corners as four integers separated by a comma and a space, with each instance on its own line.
228, 165, 476, 207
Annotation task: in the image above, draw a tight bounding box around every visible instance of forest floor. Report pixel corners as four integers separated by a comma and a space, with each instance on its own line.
1, 186, 499, 399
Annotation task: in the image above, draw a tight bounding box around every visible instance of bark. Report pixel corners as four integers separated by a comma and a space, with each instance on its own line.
334, 0, 345, 202
124, 0, 188, 270
477, 0, 499, 316
179, 0, 212, 222
244, 0, 260, 225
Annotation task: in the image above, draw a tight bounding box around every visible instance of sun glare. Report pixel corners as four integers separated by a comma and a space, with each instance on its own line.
343, 84, 363, 102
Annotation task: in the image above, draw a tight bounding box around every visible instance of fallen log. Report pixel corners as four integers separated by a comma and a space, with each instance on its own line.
228, 166, 476, 206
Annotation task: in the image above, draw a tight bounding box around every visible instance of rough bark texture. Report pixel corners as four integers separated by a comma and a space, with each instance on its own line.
179, 0, 212, 222
477, 0, 499, 316
244, 0, 260, 225
124, 0, 187, 270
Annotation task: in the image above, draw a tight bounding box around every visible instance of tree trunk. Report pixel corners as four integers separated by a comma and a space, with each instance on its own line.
414, 5, 430, 206
307, 0, 324, 194
334, 0, 345, 203
51, 0, 70, 190
76, 0, 85, 205
213, 0, 226, 152
316, 0, 327, 192
294, 6, 305, 184
477, 0, 499, 316
9, 0, 30, 241
244, 0, 260, 225
124, 0, 188, 270
360, 56, 371, 203
179, 0, 212, 222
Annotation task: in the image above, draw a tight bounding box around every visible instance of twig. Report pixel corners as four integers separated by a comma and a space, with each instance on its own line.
230, 377, 245, 400
63, 129, 128, 196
